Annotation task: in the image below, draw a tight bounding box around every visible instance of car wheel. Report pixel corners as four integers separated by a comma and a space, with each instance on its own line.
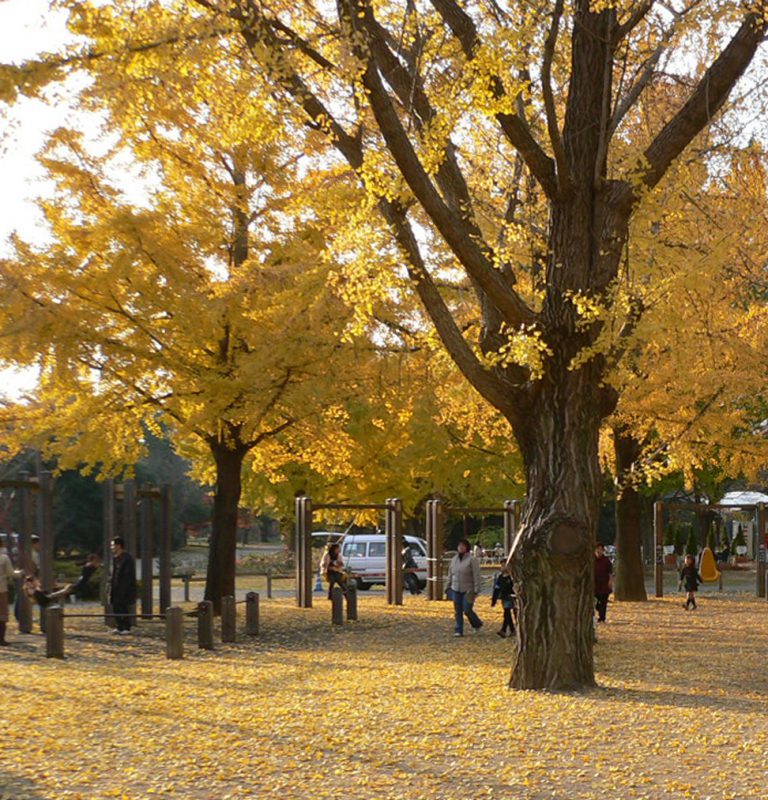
354, 579, 370, 591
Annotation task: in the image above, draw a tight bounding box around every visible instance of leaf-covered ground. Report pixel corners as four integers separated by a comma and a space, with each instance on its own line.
2, 592, 767, 799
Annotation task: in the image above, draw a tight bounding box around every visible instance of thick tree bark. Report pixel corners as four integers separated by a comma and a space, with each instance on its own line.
508, 363, 607, 690
613, 430, 648, 601
205, 441, 247, 614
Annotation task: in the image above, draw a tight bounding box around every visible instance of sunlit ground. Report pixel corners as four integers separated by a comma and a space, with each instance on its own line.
2, 591, 767, 799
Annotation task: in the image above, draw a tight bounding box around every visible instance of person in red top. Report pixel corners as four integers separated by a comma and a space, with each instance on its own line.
594, 543, 613, 623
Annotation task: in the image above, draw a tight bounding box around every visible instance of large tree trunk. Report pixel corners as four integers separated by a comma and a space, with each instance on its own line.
613, 429, 648, 601
205, 441, 246, 614
508, 364, 606, 690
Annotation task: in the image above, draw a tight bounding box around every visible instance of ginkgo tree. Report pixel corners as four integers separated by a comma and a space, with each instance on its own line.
606, 141, 768, 600
0, 34, 374, 611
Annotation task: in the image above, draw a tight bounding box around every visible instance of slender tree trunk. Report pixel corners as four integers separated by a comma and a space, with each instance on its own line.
508, 365, 606, 690
613, 430, 648, 601
205, 442, 246, 614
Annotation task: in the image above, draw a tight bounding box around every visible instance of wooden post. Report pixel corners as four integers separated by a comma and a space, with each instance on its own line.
197, 600, 214, 650
267, 569, 273, 599
503, 500, 519, 558
165, 606, 184, 660
757, 503, 766, 599
45, 606, 64, 659
245, 592, 259, 636
183, 574, 191, 603
123, 480, 138, 559
159, 484, 172, 615
221, 595, 236, 643
426, 499, 445, 601
331, 585, 344, 625
385, 498, 403, 606
346, 579, 358, 621
295, 496, 313, 608
654, 501, 664, 598
18, 472, 35, 633
102, 479, 116, 620
140, 487, 153, 619
39, 471, 54, 594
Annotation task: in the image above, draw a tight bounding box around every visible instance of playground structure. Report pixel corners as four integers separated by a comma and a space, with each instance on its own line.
425, 499, 520, 600
101, 479, 172, 618
0, 470, 54, 632
296, 496, 521, 607
0, 470, 174, 621
654, 500, 767, 598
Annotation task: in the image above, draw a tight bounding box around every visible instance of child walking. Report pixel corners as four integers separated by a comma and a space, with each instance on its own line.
680, 554, 703, 610
491, 564, 515, 637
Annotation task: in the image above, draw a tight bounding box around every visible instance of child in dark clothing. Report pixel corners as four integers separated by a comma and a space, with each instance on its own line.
680, 554, 703, 610
491, 564, 515, 637
33, 553, 101, 606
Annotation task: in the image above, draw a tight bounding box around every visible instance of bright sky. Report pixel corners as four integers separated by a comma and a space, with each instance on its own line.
0, 0, 78, 399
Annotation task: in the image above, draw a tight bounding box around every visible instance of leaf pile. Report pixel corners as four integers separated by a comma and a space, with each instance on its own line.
1, 593, 767, 799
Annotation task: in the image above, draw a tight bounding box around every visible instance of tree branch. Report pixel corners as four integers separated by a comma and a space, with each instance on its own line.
636, 11, 767, 195
427, 0, 558, 198
541, 0, 568, 189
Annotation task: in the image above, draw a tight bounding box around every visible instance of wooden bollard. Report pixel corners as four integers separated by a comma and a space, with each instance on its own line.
266, 569, 273, 599
245, 592, 259, 636
165, 606, 184, 660
331, 585, 344, 626
17, 586, 33, 634
221, 595, 236, 643
45, 605, 64, 659
197, 600, 214, 650
346, 579, 358, 621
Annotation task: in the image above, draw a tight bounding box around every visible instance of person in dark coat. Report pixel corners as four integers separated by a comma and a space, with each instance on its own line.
594, 543, 613, 623
109, 537, 136, 633
680, 554, 703, 610
491, 564, 515, 637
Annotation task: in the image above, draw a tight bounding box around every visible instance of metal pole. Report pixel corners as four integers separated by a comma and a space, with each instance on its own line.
654, 501, 664, 598
159, 484, 172, 615
140, 487, 153, 618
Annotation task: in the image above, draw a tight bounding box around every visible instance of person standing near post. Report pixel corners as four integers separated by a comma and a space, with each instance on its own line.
109, 537, 136, 634
446, 538, 483, 637
0, 535, 15, 645
594, 542, 613, 623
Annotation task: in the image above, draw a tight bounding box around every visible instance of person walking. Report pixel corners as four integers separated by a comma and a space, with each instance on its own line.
594, 543, 613, 623
320, 542, 347, 600
680, 554, 703, 610
109, 537, 136, 634
446, 538, 483, 637
0, 535, 15, 645
491, 563, 515, 637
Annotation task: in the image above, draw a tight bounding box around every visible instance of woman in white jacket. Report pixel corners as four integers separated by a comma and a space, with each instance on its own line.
446, 538, 483, 636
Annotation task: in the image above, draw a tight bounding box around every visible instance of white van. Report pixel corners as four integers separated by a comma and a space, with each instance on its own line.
340, 534, 428, 591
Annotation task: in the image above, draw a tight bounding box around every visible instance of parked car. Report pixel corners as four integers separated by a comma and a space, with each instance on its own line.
339, 533, 428, 591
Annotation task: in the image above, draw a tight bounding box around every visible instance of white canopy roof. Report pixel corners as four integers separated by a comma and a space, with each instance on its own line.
717, 491, 768, 507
